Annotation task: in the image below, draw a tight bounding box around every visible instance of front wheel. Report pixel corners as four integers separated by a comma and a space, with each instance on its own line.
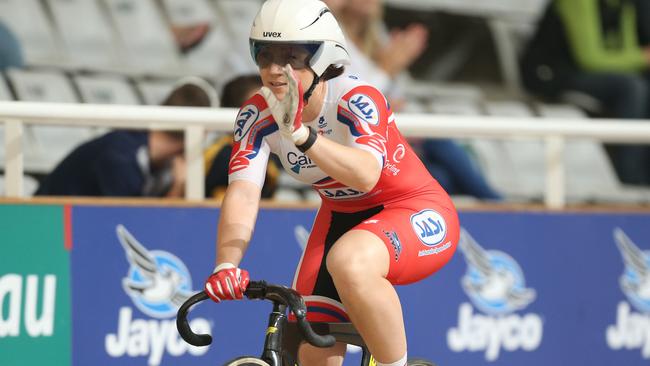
223, 356, 271, 366
407, 359, 437, 366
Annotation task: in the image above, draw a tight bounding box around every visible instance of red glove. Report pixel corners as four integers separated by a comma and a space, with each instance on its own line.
204, 263, 250, 303
260, 64, 309, 144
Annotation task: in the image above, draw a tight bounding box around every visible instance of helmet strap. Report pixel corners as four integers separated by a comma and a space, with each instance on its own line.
303, 70, 320, 104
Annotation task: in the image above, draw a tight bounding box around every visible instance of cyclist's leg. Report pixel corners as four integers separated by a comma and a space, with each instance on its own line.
326, 229, 406, 364
326, 201, 459, 365
293, 205, 382, 366
298, 341, 346, 366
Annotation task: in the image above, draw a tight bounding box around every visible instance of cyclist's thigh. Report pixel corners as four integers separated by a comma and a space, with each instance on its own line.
299, 341, 346, 366
353, 197, 459, 285
292, 205, 385, 322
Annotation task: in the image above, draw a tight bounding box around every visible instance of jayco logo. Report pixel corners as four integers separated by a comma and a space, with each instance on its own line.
447, 228, 542, 361
234, 105, 259, 142
263, 31, 282, 37
0, 274, 56, 338
348, 94, 379, 125
606, 228, 650, 358
105, 225, 210, 365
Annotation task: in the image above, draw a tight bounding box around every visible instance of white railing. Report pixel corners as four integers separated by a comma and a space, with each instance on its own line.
3, 101, 650, 207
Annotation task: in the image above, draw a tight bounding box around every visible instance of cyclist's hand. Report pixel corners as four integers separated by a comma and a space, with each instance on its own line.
204, 263, 250, 302
260, 64, 309, 145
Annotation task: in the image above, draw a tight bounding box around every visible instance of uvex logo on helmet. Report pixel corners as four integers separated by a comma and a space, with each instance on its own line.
263, 31, 282, 38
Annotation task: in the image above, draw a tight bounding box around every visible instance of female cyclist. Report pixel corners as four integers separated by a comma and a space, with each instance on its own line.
204, 1, 460, 365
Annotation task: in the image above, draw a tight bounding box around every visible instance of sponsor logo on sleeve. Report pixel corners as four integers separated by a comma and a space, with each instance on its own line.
233, 105, 259, 142
348, 94, 379, 125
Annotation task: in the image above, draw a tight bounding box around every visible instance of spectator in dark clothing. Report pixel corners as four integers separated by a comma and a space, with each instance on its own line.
35, 77, 215, 197
520, 0, 650, 185
204, 74, 280, 200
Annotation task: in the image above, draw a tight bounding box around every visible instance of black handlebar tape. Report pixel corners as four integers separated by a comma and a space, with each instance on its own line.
296, 316, 336, 347
176, 292, 213, 346
261, 283, 337, 348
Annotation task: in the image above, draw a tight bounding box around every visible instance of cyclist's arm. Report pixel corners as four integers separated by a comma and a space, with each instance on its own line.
305, 136, 381, 192
303, 84, 391, 192
215, 179, 262, 267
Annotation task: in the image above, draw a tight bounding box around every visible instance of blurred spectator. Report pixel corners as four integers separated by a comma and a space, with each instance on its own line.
521, 0, 650, 185
0, 21, 24, 70
325, 0, 427, 105
324, 0, 502, 200
158, 0, 210, 53
35, 78, 214, 197
204, 74, 280, 200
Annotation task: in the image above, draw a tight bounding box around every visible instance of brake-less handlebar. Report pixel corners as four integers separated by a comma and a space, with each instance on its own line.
176, 280, 336, 348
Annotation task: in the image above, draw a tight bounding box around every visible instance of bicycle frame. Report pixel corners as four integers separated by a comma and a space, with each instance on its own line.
177, 281, 431, 366
177, 282, 371, 365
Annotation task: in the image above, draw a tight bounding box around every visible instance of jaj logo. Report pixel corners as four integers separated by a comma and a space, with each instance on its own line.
447, 228, 542, 361
606, 228, 650, 358
105, 225, 210, 365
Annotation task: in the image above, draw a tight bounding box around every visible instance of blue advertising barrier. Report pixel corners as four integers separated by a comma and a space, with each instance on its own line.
69, 206, 650, 365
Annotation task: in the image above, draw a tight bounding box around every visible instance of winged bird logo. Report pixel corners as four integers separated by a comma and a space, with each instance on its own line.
613, 228, 650, 313
116, 224, 193, 318
458, 228, 536, 315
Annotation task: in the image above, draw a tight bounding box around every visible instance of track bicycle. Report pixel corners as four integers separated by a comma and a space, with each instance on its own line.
177, 280, 436, 366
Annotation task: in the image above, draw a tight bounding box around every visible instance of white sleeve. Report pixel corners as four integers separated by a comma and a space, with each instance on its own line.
227, 102, 276, 189
228, 138, 271, 189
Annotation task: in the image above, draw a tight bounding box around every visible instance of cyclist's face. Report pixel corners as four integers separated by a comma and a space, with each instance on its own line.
256, 44, 311, 70
258, 45, 314, 100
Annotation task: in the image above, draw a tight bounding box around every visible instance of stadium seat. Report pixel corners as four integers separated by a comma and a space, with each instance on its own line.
5, 69, 97, 174
405, 79, 484, 103
429, 98, 482, 115
536, 103, 650, 203
485, 100, 546, 200
0, 0, 65, 65
103, 0, 183, 74
45, 0, 122, 70
213, 0, 261, 77
6, 68, 78, 103
74, 74, 140, 105
134, 78, 179, 105
0, 74, 12, 101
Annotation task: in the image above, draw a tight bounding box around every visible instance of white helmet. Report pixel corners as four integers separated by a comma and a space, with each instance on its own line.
249, 0, 350, 77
